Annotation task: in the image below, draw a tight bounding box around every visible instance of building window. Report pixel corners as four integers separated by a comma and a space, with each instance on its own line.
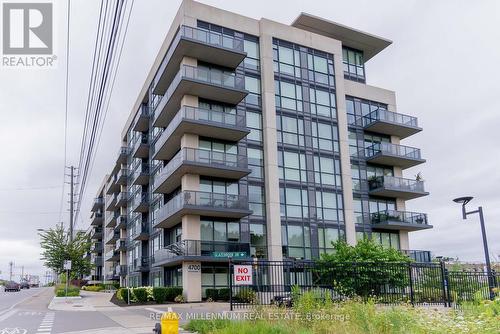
247, 147, 264, 179
248, 184, 265, 217
200, 220, 240, 242
346, 96, 387, 126
366, 165, 393, 180
278, 150, 307, 183
311, 121, 340, 153
318, 227, 340, 254
369, 198, 396, 215
342, 47, 365, 82
246, 111, 262, 142
201, 265, 229, 298
243, 38, 260, 71
307, 53, 335, 86
309, 86, 336, 118
315, 189, 344, 224
199, 178, 239, 195
244, 75, 261, 106
283, 224, 311, 259
250, 223, 267, 258
276, 114, 305, 146
275, 79, 303, 112
371, 231, 400, 249
280, 187, 309, 219
313, 155, 342, 188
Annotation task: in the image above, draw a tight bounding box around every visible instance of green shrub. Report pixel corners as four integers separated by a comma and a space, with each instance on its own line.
120, 288, 130, 303
218, 288, 230, 301
153, 287, 169, 304
83, 285, 104, 292
166, 287, 183, 301
133, 288, 148, 303
206, 289, 219, 300
116, 288, 123, 301
234, 288, 256, 303
55, 285, 80, 297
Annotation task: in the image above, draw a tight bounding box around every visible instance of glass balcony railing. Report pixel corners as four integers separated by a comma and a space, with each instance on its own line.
153, 240, 250, 264
368, 176, 426, 193
364, 109, 418, 128
371, 210, 429, 226
105, 230, 120, 244
154, 148, 248, 191
153, 106, 246, 157
364, 142, 422, 160
153, 65, 245, 113
155, 191, 249, 227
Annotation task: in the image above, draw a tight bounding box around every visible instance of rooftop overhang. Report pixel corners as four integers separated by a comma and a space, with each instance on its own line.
291, 13, 392, 61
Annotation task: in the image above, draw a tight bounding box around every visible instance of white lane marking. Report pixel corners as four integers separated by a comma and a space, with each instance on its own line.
0, 289, 42, 317
36, 312, 55, 334
0, 310, 18, 323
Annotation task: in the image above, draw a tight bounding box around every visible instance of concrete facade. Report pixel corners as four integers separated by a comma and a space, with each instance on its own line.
89, 0, 431, 301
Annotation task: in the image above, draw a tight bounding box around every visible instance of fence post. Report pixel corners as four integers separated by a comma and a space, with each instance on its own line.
439, 261, 448, 307
444, 268, 452, 307
229, 257, 233, 311
408, 263, 414, 306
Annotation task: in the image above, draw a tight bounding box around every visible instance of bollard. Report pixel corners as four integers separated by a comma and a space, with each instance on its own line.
153, 307, 179, 334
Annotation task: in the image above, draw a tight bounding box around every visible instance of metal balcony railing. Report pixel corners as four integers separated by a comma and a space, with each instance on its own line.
153, 106, 246, 156
154, 148, 248, 189
368, 176, 426, 193
371, 210, 429, 226
153, 239, 250, 264
363, 109, 419, 128
364, 142, 422, 160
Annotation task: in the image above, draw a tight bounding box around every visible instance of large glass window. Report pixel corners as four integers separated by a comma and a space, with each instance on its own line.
309, 87, 336, 118
248, 184, 265, 217
315, 190, 343, 223
250, 224, 266, 258
342, 47, 365, 82
371, 231, 400, 249
311, 121, 339, 152
276, 115, 304, 146
246, 111, 262, 142
275, 80, 303, 112
278, 150, 307, 183
345, 96, 387, 126
307, 53, 335, 86
283, 224, 311, 259
318, 227, 339, 254
280, 187, 309, 219
243, 38, 260, 71
313, 155, 342, 188
247, 147, 264, 179
199, 178, 238, 195
200, 220, 240, 242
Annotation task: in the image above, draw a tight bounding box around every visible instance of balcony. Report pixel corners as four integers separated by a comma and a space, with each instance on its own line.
132, 192, 149, 213
133, 105, 150, 132
116, 265, 128, 277
105, 271, 119, 281
371, 210, 432, 231
130, 256, 151, 272
401, 250, 432, 262
90, 228, 103, 240
104, 249, 119, 262
131, 163, 150, 186
131, 221, 149, 241
105, 230, 120, 245
115, 239, 126, 252
115, 215, 127, 229
363, 109, 422, 139
106, 194, 117, 211
90, 212, 103, 226
364, 143, 425, 169
115, 168, 128, 186
153, 148, 250, 194
132, 134, 149, 159
116, 146, 130, 165
368, 176, 428, 200
152, 25, 246, 95
153, 240, 251, 266
106, 174, 119, 195
116, 191, 129, 208
105, 212, 118, 228
91, 198, 104, 212
153, 106, 249, 161
90, 242, 103, 253
154, 191, 251, 229
91, 256, 103, 267
153, 65, 248, 127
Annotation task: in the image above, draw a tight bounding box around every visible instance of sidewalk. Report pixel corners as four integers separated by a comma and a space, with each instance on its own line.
49, 291, 193, 334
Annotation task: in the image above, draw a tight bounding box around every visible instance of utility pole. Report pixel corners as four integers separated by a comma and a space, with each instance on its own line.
9, 261, 13, 281
66, 166, 77, 241
21, 266, 24, 281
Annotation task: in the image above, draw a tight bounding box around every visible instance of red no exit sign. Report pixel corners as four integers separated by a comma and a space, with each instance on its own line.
233, 265, 253, 285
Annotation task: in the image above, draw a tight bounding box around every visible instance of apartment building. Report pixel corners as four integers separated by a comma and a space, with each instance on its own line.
90, 0, 431, 302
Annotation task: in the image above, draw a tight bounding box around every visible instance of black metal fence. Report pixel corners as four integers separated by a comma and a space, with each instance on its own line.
229, 260, 499, 309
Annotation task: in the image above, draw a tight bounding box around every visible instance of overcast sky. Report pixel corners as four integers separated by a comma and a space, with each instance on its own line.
1, 0, 499, 281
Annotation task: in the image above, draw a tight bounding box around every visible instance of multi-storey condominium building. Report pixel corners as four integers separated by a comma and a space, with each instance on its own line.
88, 0, 431, 301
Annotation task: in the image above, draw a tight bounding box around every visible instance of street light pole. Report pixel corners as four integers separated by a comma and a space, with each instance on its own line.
453, 197, 495, 300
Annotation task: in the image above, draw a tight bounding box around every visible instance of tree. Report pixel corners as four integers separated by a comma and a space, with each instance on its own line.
39, 225, 92, 279
313, 239, 412, 298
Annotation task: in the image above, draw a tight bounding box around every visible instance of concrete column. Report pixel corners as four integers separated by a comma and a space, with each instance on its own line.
399, 231, 409, 250
333, 47, 356, 246
182, 262, 202, 302
180, 56, 197, 67
258, 25, 282, 261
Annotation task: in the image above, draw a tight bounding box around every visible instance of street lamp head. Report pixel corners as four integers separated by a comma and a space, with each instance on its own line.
453, 196, 473, 205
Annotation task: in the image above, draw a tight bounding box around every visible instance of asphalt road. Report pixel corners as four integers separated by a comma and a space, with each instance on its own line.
0, 287, 121, 334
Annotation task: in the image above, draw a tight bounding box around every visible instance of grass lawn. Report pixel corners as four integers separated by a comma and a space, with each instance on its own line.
185, 289, 500, 334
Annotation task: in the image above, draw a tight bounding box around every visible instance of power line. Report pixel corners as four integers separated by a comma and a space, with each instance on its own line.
58, 0, 71, 223
75, 0, 134, 231
0, 185, 62, 191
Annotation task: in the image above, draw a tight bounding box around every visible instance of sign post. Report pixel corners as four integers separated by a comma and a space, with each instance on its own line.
63, 260, 72, 298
